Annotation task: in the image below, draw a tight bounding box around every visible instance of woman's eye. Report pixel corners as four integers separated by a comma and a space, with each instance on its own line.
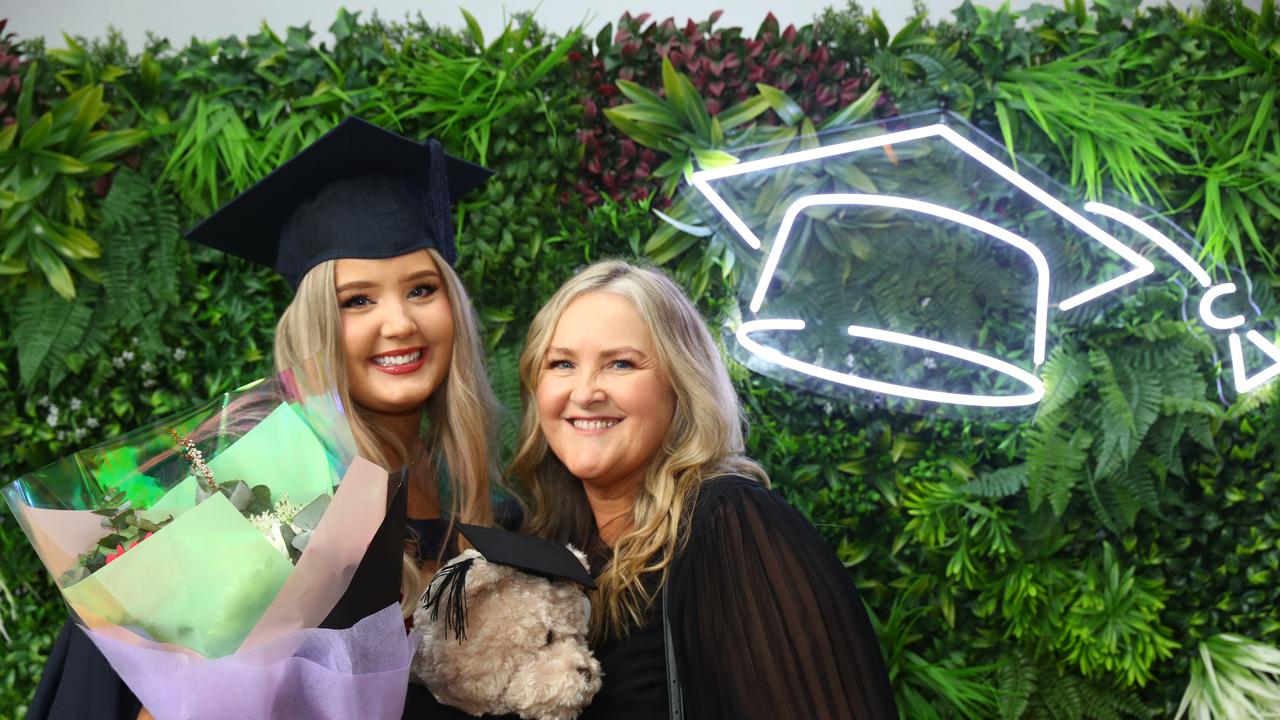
408, 283, 439, 299
547, 359, 573, 370
610, 359, 634, 370
340, 295, 371, 309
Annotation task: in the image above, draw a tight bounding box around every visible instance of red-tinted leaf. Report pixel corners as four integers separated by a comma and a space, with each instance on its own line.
758, 12, 779, 39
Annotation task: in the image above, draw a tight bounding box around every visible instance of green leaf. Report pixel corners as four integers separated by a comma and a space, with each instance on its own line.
691, 148, 738, 170
604, 103, 685, 130
17, 61, 37, 128
460, 8, 485, 48
19, 113, 55, 151
716, 95, 770, 131
0, 122, 17, 152
661, 56, 712, 141
755, 83, 805, 126
820, 79, 882, 130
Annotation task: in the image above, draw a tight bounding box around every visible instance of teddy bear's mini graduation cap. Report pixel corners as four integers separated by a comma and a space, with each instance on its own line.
184, 117, 491, 287
457, 524, 595, 588
424, 524, 595, 641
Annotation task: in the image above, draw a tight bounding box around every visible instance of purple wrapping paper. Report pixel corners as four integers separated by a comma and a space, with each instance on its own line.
82, 603, 415, 720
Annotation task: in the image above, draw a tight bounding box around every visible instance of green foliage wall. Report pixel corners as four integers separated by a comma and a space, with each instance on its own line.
2, 1, 1280, 717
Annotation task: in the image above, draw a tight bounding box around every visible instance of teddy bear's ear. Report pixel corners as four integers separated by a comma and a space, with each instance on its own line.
564, 544, 590, 573
421, 550, 512, 641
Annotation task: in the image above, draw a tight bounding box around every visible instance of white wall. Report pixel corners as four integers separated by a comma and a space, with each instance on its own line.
11, 1, 1060, 52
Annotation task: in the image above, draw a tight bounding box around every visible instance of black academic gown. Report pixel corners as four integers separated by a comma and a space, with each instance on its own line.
580, 476, 898, 720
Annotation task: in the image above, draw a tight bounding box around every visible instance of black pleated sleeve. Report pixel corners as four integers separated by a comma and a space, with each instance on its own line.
667, 477, 898, 720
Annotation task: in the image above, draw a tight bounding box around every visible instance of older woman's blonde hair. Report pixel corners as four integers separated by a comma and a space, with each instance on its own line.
274, 248, 499, 611
512, 260, 766, 640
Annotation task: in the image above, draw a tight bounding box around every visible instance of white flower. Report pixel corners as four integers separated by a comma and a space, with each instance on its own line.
37, 396, 50, 407
140, 361, 155, 374
46, 411, 59, 427
142, 379, 158, 388
272, 494, 302, 525
248, 512, 290, 559
69, 398, 82, 411
923, 357, 938, 370
173, 348, 187, 361
85, 417, 100, 429
822, 401, 834, 415
122, 350, 135, 362
111, 356, 125, 369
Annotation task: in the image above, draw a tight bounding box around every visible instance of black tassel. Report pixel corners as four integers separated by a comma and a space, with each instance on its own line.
423, 557, 475, 642
425, 139, 457, 265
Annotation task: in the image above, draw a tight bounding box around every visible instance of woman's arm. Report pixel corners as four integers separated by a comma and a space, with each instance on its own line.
668, 478, 898, 720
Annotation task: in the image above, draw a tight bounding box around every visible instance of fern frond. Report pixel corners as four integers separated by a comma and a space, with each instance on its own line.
14, 287, 93, 389
1027, 425, 1093, 516
1036, 344, 1090, 423
962, 464, 1028, 498
996, 651, 1036, 720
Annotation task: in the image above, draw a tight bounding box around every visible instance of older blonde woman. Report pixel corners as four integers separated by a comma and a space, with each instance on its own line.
513, 260, 897, 719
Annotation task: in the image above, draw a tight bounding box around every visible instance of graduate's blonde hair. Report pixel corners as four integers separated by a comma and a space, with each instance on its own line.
512, 260, 765, 641
274, 248, 499, 612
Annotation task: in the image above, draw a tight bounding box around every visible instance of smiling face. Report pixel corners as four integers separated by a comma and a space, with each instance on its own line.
536, 291, 676, 496
335, 250, 455, 416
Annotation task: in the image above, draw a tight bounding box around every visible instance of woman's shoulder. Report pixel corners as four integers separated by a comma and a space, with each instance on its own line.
688, 473, 790, 527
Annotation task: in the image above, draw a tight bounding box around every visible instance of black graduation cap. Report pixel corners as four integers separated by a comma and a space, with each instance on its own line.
183, 117, 492, 287
423, 524, 596, 642
457, 523, 596, 589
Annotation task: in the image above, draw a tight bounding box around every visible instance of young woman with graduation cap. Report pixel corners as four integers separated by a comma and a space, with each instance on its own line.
28, 118, 510, 720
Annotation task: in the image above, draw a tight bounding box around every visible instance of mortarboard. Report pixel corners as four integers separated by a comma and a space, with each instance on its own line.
422, 524, 596, 642
184, 117, 492, 287
454, 523, 596, 589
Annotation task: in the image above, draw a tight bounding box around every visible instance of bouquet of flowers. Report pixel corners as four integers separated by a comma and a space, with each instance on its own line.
3, 359, 414, 720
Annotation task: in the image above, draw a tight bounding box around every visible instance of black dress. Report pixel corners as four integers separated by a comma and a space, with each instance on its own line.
580, 476, 898, 720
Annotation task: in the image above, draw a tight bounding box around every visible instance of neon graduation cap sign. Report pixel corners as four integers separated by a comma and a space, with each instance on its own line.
688, 110, 1280, 414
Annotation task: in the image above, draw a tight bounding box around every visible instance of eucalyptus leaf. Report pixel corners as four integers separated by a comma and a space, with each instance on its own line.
291, 493, 331, 531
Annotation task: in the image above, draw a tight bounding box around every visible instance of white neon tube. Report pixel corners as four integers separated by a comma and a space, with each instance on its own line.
690, 125, 950, 251
1084, 202, 1212, 288
1199, 283, 1246, 330
751, 193, 1050, 365
736, 318, 1045, 407
1229, 330, 1280, 394
690, 123, 1155, 311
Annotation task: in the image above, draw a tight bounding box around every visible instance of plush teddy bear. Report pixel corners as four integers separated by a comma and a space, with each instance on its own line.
410, 533, 602, 720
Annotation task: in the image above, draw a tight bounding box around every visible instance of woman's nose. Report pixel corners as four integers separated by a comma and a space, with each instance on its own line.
569, 373, 604, 406
379, 301, 416, 338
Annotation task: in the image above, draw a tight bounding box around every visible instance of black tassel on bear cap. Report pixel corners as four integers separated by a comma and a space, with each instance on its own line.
424, 557, 476, 642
